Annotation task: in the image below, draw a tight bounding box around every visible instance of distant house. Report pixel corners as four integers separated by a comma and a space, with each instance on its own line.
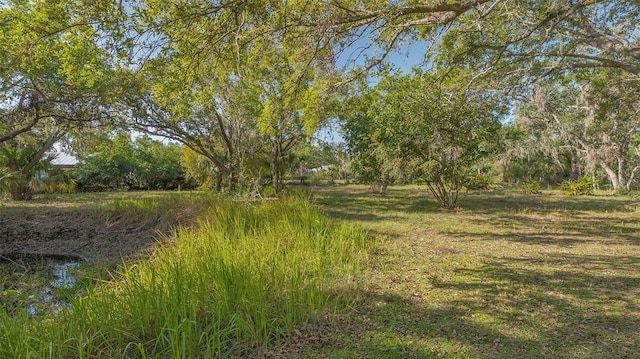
49, 152, 79, 170
298, 165, 332, 177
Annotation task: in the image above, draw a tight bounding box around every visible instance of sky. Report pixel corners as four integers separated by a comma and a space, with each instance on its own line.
316, 37, 432, 145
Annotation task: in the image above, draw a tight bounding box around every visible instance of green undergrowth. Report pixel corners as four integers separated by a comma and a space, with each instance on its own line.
0, 194, 368, 358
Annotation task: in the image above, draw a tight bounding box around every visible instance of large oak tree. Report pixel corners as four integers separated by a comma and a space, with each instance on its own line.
0, 0, 130, 199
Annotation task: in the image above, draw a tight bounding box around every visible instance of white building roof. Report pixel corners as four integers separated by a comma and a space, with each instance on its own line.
49, 152, 79, 168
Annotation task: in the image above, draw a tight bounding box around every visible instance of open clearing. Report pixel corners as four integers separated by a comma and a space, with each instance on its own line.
282, 185, 640, 358
1, 186, 639, 358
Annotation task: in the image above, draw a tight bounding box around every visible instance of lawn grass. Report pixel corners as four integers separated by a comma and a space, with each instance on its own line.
301, 185, 640, 358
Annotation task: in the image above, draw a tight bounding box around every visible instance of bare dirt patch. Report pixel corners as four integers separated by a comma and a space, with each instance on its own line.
0, 196, 180, 263
0, 210, 164, 263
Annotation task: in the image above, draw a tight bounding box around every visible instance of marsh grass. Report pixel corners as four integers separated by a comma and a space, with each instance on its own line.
0, 259, 52, 316
300, 185, 640, 358
0, 194, 368, 358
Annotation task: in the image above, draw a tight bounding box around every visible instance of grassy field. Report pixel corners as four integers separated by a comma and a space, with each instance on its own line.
1, 186, 639, 358
298, 185, 640, 358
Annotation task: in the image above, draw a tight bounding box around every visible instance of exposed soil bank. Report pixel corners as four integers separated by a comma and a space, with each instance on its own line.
0, 207, 165, 263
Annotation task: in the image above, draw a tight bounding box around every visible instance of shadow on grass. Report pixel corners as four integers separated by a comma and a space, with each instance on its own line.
459, 189, 635, 214
449, 228, 640, 248
457, 212, 640, 247
314, 186, 637, 221
299, 186, 640, 357
314, 186, 639, 248
299, 254, 640, 358
313, 186, 442, 222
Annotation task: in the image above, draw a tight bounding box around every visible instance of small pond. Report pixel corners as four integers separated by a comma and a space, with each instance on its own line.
0, 255, 87, 317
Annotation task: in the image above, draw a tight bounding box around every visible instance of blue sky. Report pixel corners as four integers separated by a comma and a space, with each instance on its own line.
316, 38, 432, 144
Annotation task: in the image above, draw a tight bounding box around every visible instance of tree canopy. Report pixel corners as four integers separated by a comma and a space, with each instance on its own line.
316, 1, 640, 79
0, 0, 129, 142
343, 68, 505, 207
2, 0, 640, 201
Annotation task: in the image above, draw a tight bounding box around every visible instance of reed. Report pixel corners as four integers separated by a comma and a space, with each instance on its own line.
0, 194, 368, 358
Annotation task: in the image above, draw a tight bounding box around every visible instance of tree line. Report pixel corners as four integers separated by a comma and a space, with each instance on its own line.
1, 0, 639, 207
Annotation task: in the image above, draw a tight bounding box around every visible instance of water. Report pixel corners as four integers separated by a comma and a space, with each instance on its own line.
51, 262, 80, 288
25, 262, 80, 316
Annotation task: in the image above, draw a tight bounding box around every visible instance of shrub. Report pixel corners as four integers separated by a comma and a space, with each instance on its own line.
559, 176, 594, 196
74, 134, 192, 192
464, 173, 494, 190
519, 182, 542, 194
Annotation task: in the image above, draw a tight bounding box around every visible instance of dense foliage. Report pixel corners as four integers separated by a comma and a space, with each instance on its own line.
73, 134, 192, 192
343, 69, 505, 207
1, 0, 640, 198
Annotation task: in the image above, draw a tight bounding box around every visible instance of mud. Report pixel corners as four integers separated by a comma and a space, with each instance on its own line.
0, 209, 165, 264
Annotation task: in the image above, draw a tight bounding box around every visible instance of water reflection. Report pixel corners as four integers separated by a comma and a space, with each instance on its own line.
26, 262, 80, 316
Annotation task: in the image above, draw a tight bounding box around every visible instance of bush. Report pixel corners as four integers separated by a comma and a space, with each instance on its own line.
464, 173, 493, 190
559, 176, 594, 196
519, 182, 542, 194
74, 134, 193, 192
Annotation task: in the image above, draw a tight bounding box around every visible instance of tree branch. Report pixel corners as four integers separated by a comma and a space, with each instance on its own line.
0, 117, 41, 144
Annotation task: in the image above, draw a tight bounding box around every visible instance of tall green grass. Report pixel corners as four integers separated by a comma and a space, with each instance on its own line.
0, 195, 368, 358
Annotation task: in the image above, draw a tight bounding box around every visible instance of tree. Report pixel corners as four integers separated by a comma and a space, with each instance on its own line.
497, 123, 576, 185
0, 0, 135, 200
0, 0, 128, 144
251, 38, 335, 194
0, 131, 63, 200
341, 88, 399, 194
121, 1, 265, 194
516, 69, 640, 191
288, 1, 640, 81
129, 66, 266, 194
345, 69, 505, 208
124, 1, 336, 196
437, 1, 640, 83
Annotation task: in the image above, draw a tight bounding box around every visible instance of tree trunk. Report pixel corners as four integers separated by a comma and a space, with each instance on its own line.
600, 162, 622, 191
215, 173, 223, 192
226, 166, 237, 194
271, 145, 283, 196
7, 178, 32, 201
617, 156, 628, 191
272, 161, 281, 195
380, 181, 388, 195
380, 172, 389, 194
570, 152, 580, 180
271, 138, 282, 196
